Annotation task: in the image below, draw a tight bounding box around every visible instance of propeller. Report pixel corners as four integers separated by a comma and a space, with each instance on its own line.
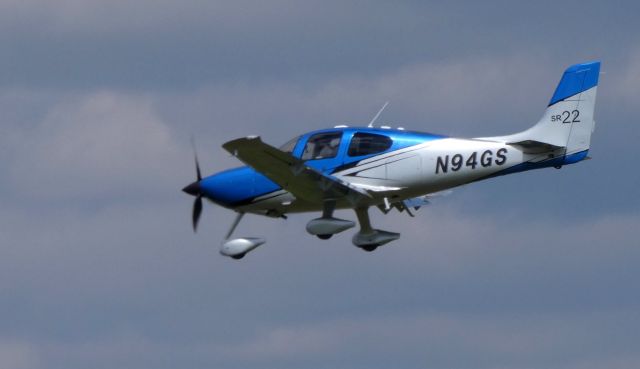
182, 139, 204, 232
191, 192, 203, 231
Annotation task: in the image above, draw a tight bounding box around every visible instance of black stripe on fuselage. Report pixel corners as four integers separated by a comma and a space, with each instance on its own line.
332, 144, 424, 175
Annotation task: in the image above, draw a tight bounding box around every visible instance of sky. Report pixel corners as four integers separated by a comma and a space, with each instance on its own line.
1, 1, 640, 368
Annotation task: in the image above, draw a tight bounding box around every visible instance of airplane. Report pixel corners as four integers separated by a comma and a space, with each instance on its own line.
182, 61, 600, 259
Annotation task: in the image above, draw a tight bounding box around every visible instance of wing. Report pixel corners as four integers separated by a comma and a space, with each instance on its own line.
222, 136, 372, 206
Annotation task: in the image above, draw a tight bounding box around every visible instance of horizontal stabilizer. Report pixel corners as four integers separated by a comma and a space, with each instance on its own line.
377, 195, 436, 217
508, 140, 565, 153
403, 196, 430, 209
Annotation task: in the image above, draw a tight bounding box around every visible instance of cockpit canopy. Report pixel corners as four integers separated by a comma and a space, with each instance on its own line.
280, 130, 395, 161
302, 132, 342, 160
277, 127, 444, 174
279, 136, 300, 153
347, 132, 392, 156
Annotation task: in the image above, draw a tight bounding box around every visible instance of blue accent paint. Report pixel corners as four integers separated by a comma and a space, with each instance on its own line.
562, 149, 589, 164
199, 166, 280, 207
490, 150, 589, 177
549, 61, 600, 106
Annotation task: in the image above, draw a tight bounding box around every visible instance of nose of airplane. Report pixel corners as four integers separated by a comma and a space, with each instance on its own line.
182, 166, 281, 208
182, 181, 201, 196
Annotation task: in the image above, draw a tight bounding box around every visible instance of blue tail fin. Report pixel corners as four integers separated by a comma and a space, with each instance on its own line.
549, 62, 600, 106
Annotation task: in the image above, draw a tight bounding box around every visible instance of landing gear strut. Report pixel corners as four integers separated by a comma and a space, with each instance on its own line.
352, 207, 400, 251
219, 212, 266, 259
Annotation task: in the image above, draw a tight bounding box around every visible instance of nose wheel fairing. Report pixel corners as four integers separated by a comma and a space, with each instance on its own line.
218, 212, 266, 259
220, 237, 266, 259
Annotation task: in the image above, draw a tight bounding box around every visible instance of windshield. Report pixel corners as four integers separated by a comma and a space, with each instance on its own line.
279, 136, 300, 153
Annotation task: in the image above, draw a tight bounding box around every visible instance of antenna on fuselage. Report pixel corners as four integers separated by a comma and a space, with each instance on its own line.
367, 101, 389, 128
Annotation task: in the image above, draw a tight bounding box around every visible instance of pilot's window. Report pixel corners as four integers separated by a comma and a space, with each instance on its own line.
348, 132, 393, 156
279, 136, 300, 153
301, 132, 342, 160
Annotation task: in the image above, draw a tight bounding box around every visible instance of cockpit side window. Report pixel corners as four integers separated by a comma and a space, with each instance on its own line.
279, 136, 300, 153
348, 132, 393, 156
301, 132, 342, 160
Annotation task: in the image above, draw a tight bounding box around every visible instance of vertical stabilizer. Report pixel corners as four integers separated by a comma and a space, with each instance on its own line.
484, 61, 600, 158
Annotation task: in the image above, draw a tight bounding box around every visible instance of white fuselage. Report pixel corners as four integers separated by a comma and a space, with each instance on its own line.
235, 137, 561, 215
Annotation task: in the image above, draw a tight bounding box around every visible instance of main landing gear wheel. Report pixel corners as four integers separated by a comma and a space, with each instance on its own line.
306, 201, 355, 239
352, 207, 400, 252
360, 244, 378, 252
231, 253, 246, 260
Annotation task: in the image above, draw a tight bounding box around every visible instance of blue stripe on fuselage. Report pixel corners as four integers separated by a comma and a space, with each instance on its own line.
488, 150, 589, 178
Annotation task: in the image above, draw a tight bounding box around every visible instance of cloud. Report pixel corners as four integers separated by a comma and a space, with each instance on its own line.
0, 341, 40, 369
158, 53, 558, 145
219, 311, 639, 368
2, 0, 636, 94
610, 45, 640, 103
23, 309, 640, 369
0, 0, 214, 33
1, 3, 639, 368
4, 91, 188, 202
0, 0, 372, 35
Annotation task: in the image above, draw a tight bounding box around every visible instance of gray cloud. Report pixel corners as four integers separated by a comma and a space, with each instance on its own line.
3, 91, 189, 203
1, 0, 639, 89
1, 1, 640, 369
2, 187, 639, 368
0, 340, 39, 369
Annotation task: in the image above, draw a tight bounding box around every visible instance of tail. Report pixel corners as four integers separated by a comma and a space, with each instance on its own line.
486, 61, 600, 162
